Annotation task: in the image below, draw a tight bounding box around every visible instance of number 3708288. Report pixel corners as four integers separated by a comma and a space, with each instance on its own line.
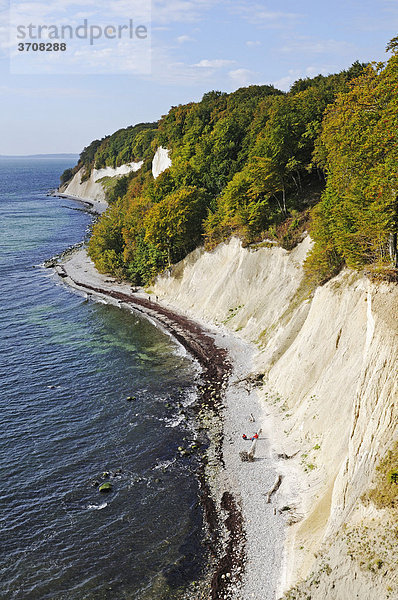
18, 43, 67, 51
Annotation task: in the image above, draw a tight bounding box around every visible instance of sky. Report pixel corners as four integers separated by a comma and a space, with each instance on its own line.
0, 0, 397, 155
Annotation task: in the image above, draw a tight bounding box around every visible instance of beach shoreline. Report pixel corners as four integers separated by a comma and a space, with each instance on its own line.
53, 247, 286, 600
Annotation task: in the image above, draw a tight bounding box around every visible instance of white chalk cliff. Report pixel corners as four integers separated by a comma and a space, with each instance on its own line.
93, 161, 143, 182
152, 237, 398, 599
60, 161, 143, 204
152, 147, 172, 179
60, 168, 107, 210
60, 149, 171, 207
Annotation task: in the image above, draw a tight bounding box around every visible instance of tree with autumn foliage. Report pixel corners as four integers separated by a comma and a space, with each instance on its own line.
82, 59, 380, 284
87, 199, 126, 275
203, 157, 283, 247
306, 41, 398, 281
144, 186, 210, 265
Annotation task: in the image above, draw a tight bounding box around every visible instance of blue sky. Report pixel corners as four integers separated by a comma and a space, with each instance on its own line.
0, 0, 397, 155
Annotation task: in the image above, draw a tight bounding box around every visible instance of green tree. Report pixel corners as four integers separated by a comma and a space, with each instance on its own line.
308, 46, 398, 280
204, 157, 283, 246
87, 200, 125, 274
60, 168, 74, 185
144, 186, 210, 264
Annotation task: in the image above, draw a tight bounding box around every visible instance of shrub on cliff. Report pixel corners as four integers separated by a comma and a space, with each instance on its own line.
362, 442, 398, 511
60, 167, 74, 186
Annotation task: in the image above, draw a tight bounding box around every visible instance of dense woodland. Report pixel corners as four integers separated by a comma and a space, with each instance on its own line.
62, 39, 398, 286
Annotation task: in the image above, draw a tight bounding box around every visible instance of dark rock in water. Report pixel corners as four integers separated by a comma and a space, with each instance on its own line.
99, 482, 112, 493
113, 467, 122, 475
126, 396, 136, 401
92, 480, 100, 487
44, 260, 56, 268
102, 471, 110, 479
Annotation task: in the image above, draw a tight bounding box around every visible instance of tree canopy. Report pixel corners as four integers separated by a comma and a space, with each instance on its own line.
77, 44, 398, 285
306, 47, 398, 281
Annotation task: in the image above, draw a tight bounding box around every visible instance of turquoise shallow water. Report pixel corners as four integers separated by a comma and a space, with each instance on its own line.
0, 159, 206, 599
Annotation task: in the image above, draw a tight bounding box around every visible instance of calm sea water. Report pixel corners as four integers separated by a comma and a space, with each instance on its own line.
0, 159, 205, 599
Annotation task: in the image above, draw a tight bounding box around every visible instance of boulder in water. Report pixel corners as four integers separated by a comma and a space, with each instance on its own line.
99, 482, 112, 493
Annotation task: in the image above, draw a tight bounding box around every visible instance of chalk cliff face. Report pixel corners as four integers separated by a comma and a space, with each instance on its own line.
59, 162, 143, 212
60, 168, 107, 206
60, 148, 171, 205
93, 161, 143, 181
152, 237, 397, 599
152, 147, 172, 179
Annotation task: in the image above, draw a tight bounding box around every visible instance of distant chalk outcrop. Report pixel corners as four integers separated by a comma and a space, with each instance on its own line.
93, 161, 143, 182
152, 147, 172, 179
59, 168, 107, 212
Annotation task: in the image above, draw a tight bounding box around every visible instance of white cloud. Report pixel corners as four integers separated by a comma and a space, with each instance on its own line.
0, 84, 97, 98
146, 42, 210, 84
254, 9, 296, 21
150, 60, 213, 85
353, 0, 398, 33
194, 58, 236, 68
229, 67, 255, 86
5, 0, 152, 74
272, 65, 331, 91
271, 74, 294, 91
7, 1, 151, 31
177, 34, 194, 43
281, 37, 354, 56
246, 40, 261, 47
67, 39, 151, 74
9, 0, 149, 21
152, 0, 218, 24
147, 43, 236, 85
9, 1, 96, 21
228, 1, 300, 28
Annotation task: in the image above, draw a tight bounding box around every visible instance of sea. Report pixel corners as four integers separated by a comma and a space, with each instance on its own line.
0, 158, 206, 599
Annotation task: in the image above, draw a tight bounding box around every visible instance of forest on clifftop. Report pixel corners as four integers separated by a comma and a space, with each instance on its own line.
63, 38, 398, 286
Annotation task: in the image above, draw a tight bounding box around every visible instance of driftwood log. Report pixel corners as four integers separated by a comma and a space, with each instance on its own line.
277, 451, 299, 460
264, 474, 282, 503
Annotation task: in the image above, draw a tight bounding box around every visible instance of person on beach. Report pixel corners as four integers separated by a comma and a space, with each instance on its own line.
242, 434, 248, 440
250, 433, 259, 441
